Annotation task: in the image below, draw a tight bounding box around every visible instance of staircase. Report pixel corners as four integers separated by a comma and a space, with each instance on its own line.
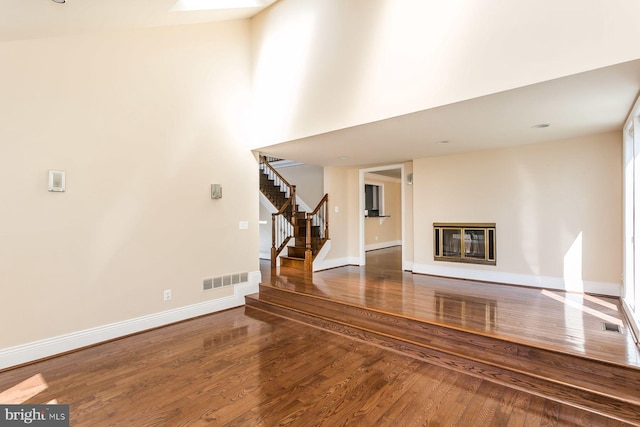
259, 156, 329, 273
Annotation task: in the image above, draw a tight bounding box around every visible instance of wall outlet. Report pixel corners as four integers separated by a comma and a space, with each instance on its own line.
163, 289, 172, 301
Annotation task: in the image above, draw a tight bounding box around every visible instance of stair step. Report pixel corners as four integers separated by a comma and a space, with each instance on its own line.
287, 246, 307, 258
279, 256, 305, 269
245, 285, 640, 425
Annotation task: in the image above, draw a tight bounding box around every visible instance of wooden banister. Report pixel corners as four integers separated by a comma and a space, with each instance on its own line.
304, 194, 329, 274
260, 155, 297, 268
259, 155, 294, 194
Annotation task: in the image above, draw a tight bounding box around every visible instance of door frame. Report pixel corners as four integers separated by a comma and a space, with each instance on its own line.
358, 164, 406, 267
623, 94, 640, 346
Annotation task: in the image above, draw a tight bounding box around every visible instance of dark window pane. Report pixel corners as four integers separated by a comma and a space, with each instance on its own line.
488, 229, 495, 259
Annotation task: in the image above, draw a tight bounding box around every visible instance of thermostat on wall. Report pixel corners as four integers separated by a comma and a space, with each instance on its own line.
48, 170, 65, 192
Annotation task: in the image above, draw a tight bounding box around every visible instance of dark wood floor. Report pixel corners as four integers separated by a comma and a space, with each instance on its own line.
0, 247, 637, 426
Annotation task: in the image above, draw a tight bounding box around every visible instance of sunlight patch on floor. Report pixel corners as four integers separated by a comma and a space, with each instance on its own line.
541, 289, 623, 326
0, 373, 48, 404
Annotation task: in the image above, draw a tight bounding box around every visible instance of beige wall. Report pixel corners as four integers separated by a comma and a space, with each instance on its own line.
275, 164, 324, 207
403, 161, 414, 267
0, 21, 258, 349
364, 174, 401, 249
322, 167, 360, 264
250, 0, 640, 147
412, 132, 622, 293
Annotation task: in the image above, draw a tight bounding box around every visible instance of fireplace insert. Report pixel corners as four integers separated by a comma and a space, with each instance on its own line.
433, 223, 496, 265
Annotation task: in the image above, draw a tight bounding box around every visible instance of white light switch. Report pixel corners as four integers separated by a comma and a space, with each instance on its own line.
48, 170, 65, 192
334, 206, 339, 213
239, 221, 249, 230
211, 184, 222, 199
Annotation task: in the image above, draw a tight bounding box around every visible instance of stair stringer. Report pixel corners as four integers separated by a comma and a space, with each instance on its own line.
259, 192, 312, 217
311, 239, 331, 272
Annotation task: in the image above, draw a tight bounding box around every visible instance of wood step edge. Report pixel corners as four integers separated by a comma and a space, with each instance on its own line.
243, 299, 640, 425
248, 292, 640, 398
252, 290, 640, 404
257, 283, 640, 373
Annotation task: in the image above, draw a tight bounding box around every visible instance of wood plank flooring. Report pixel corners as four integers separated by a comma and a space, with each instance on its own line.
0, 246, 637, 425
0, 307, 630, 426
262, 247, 639, 368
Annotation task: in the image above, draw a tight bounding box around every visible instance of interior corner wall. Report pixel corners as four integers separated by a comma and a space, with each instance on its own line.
0, 21, 258, 353
250, 0, 640, 147
273, 163, 324, 207
412, 132, 622, 295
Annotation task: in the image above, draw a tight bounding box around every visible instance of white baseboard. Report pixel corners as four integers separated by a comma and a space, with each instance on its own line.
365, 240, 402, 252
314, 256, 361, 271
403, 260, 414, 271
412, 263, 621, 296
0, 271, 261, 371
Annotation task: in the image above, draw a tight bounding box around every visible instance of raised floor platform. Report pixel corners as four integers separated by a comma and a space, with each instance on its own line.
248, 247, 640, 425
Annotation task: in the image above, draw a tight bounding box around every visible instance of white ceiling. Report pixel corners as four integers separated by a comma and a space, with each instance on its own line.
0, 0, 277, 42
258, 59, 640, 168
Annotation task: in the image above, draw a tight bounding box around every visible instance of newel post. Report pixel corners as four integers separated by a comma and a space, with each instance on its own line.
271, 213, 277, 268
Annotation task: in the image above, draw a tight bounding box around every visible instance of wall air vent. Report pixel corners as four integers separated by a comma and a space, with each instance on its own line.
205, 272, 250, 291
602, 322, 622, 333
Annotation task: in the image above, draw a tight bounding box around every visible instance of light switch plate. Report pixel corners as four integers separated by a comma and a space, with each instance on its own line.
211, 184, 222, 199
239, 221, 249, 230
48, 170, 65, 192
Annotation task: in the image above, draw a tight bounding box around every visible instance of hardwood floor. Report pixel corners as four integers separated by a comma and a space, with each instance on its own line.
263, 247, 639, 368
0, 247, 637, 426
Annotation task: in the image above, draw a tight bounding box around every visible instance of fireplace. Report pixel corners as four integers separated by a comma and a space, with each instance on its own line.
434, 223, 496, 265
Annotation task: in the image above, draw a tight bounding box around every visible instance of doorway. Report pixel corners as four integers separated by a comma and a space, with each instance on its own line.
358, 164, 406, 269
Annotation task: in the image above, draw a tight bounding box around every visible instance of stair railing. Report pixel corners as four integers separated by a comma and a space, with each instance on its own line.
304, 193, 329, 273
259, 156, 297, 215
260, 155, 297, 267
272, 198, 294, 268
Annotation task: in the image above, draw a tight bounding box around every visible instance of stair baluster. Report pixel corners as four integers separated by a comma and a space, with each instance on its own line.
260, 155, 329, 273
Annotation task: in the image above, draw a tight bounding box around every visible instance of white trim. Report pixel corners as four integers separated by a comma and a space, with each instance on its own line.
403, 260, 414, 271
359, 164, 405, 268
412, 263, 621, 296
311, 239, 331, 272
313, 256, 360, 271
622, 298, 640, 347
0, 272, 261, 370
365, 240, 402, 251
269, 159, 303, 168
623, 93, 640, 337
364, 173, 402, 184
259, 192, 278, 214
